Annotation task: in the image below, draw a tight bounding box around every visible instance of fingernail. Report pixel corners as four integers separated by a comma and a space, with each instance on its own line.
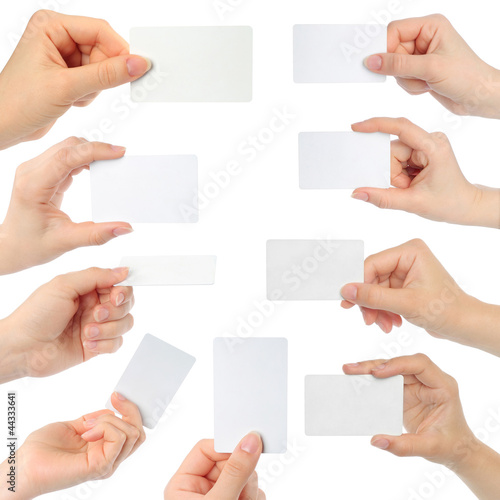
94, 308, 109, 322
351, 120, 365, 127
87, 326, 100, 339
126, 56, 151, 77
344, 363, 359, 368
115, 293, 125, 306
341, 284, 357, 301
352, 192, 369, 202
114, 392, 126, 401
81, 429, 96, 440
112, 267, 129, 276
240, 432, 261, 454
372, 363, 387, 372
84, 340, 98, 350
364, 55, 382, 71
83, 418, 97, 429
371, 438, 390, 450
110, 145, 126, 153
113, 227, 133, 237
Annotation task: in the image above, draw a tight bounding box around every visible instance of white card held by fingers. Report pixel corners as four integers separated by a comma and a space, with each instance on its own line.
299, 132, 390, 189
305, 375, 404, 436
266, 240, 364, 300
214, 337, 288, 453
293, 24, 387, 83
118, 256, 217, 286
90, 155, 198, 223
107, 334, 196, 429
130, 26, 253, 102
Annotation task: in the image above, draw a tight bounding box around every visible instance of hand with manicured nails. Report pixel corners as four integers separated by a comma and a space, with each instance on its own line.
0, 138, 133, 275
0, 10, 151, 150
350, 117, 500, 229
363, 14, 500, 118
0, 267, 134, 383
164, 433, 265, 500
0, 393, 146, 500
344, 355, 500, 500
340, 239, 500, 356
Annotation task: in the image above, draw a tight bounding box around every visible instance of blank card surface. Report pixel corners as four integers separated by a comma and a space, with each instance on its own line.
293, 24, 387, 83
299, 132, 390, 189
118, 256, 217, 286
305, 375, 404, 436
214, 338, 288, 453
90, 156, 198, 223
107, 334, 195, 429
266, 240, 364, 300
130, 27, 253, 102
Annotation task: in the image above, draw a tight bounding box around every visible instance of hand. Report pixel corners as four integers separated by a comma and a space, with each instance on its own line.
0, 267, 134, 382
0, 10, 150, 149
343, 354, 476, 467
363, 14, 500, 118
165, 433, 265, 500
350, 117, 500, 228
0, 138, 133, 275
339, 238, 500, 358
1, 393, 146, 500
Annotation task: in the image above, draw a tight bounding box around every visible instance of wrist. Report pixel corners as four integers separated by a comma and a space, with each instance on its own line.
0, 456, 33, 500
468, 185, 500, 229
470, 65, 500, 119
0, 317, 29, 384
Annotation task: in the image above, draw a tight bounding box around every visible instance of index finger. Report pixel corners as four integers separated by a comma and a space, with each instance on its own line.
387, 15, 442, 53
352, 117, 432, 153
176, 439, 231, 477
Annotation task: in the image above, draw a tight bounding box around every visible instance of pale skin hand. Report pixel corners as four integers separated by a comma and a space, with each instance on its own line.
165, 433, 265, 500
350, 117, 500, 229
0, 10, 151, 150
364, 14, 500, 118
340, 238, 500, 356
343, 354, 500, 500
0, 267, 134, 383
0, 138, 133, 275
0, 393, 146, 500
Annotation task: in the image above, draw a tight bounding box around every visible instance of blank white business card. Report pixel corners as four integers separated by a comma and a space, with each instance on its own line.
107, 334, 195, 429
118, 256, 216, 286
293, 24, 386, 83
214, 338, 288, 453
266, 240, 364, 301
130, 27, 253, 102
299, 132, 390, 189
90, 155, 198, 223
305, 375, 403, 436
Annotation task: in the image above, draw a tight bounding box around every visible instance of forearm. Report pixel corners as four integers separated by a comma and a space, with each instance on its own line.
467, 186, 500, 229
470, 66, 500, 119
451, 439, 500, 500
0, 318, 28, 384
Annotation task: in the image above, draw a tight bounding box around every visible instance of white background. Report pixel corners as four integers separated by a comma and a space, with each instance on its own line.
1, 1, 500, 499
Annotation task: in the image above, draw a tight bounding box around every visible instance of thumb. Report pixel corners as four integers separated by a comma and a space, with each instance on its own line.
341, 283, 415, 318
210, 433, 263, 500
352, 188, 415, 212
364, 53, 436, 81
371, 434, 440, 458
67, 55, 151, 100
61, 222, 133, 251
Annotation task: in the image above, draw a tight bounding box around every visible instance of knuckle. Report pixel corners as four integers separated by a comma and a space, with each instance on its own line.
62, 136, 82, 147
90, 232, 108, 247
408, 238, 427, 250
138, 430, 147, 445
97, 61, 117, 89
377, 195, 391, 210
365, 286, 383, 307
430, 131, 449, 145
95, 461, 112, 478
28, 10, 54, 28
223, 458, 246, 479
392, 54, 409, 75
54, 146, 73, 165
414, 353, 432, 366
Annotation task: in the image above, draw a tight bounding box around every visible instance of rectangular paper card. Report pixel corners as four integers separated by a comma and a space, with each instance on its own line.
118, 256, 217, 286
299, 131, 390, 189
294, 24, 387, 83
266, 240, 364, 300
107, 334, 196, 429
214, 338, 288, 453
130, 27, 253, 102
305, 375, 404, 436
91, 155, 198, 223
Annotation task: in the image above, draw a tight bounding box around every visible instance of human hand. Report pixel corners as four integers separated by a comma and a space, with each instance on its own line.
363, 14, 500, 118
0, 10, 150, 149
3, 393, 145, 500
0, 138, 133, 275
350, 117, 500, 228
343, 354, 476, 467
0, 267, 134, 382
164, 433, 265, 500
